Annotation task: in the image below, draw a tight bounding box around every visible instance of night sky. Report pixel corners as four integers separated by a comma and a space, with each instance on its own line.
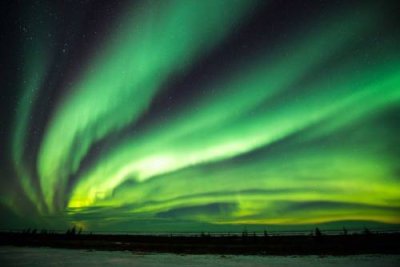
1, 0, 399, 232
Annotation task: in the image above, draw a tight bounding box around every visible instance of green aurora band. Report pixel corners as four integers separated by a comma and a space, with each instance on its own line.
38, 0, 257, 212
5, 0, 400, 231
12, 1, 54, 215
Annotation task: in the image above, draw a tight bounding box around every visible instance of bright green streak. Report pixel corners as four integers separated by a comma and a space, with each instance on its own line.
65, 2, 400, 227
69, 4, 396, 203
9, 0, 399, 230
38, 0, 257, 211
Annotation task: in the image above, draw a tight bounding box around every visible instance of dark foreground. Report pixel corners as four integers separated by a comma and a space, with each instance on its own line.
2, 247, 399, 267
1, 232, 399, 255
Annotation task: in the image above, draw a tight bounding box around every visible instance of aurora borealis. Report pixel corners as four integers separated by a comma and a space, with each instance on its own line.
1, 0, 399, 232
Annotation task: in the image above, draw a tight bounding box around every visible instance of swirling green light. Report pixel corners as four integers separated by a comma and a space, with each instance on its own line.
38, 0, 257, 211
5, 0, 400, 231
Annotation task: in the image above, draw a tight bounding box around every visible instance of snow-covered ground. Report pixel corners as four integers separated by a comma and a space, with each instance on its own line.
0, 246, 399, 267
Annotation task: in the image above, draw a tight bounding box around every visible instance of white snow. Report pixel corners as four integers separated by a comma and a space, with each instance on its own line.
0, 246, 399, 267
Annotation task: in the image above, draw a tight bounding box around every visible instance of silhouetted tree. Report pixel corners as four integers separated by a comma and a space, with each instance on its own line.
363, 227, 372, 235
342, 227, 348, 236
66, 225, 77, 236
314, 227, 322, 237
242, 228, 248, 238
263, 229, 268, 237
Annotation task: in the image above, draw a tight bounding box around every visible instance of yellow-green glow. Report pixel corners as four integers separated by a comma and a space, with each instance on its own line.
4, 0, 400, 231
38, 0, 257, 212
